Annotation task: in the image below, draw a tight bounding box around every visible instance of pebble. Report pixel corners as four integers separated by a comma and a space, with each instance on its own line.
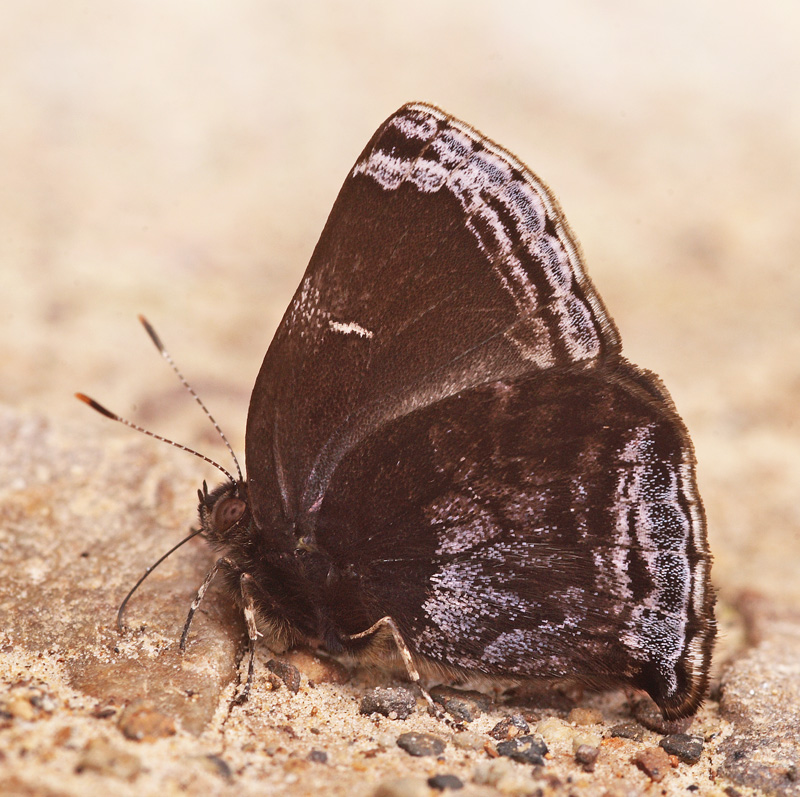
30, 691, 57, 714
4, 696, 35, 721
2, 684, 58, 721
283, 649, 351, 684
659, 733, 704, 764
91, 706, 118, 720
473, 759, 540, 793
307, 748, 328, 764
574, 744, 600, 772
396, 731, 446, 757
609, 722, 646, 741
117, 701, 176, 742
495, 735, 548, 765
53, 726, 73, 747
473, 758, 515, 783
535, 717, 573, 746
634, 746, 673, 782
427, 773, 463, 790
632, 699, 691, 734
359, 687, 416, 720
267, 658, 302, 693
430, 686, 485, 723
76, 738, 142, 780
568, 707, 603, 725
196, 754, 233, 780
572, 732, 602, 752
276, 723, 297, 739
451, 730, 484, 750
489, 715, 530, 740
372, 776, 431, 797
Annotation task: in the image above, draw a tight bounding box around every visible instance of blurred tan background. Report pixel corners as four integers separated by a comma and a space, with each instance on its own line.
2, 1, 799, 612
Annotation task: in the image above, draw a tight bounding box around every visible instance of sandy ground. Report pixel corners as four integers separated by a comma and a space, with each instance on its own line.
2, 2, 800, 795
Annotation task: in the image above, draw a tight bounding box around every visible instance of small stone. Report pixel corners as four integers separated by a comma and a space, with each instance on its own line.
659, 733, 704, 764
267, 658, 301, 693
117, 700, 175, 742
92, 706, 118, 720
276, 723, 298, 739
283, 649, 351, 684
451, 731, 483, 750
574, 744, 600, 772
489, 715, 530, 740
572, 732, 602, 752
473, 759, 539, 793
495, 735, 548, 765
568, 707, 603, 725
4, 696, 35, 721
634, 746, 673, 782
30, 691, 57, 713
632, 698, 691, 734
396, 732, 446, 757
427, 773, 463, 790
473, 758, 516, 785
308, 748, 328, 764
266, 672, 282, 690
430, 686, 484, 723
360, 687, 416, 720
535, 717, 573, 746
196, 755, 233, 780
609, 722, 645, 741
76, 738, 142, 780
206, 754, 233, 779
53, 726, 73, 747
372, 776, 431, 797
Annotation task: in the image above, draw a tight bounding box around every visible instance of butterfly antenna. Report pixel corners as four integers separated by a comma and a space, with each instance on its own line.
75, 392, 238, 484
137, 315, 243, 482
116, 527, 205, 631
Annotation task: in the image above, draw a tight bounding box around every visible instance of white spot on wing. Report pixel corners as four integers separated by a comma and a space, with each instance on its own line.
328, 320, 374, 339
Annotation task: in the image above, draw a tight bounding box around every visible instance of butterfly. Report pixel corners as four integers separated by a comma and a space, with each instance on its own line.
82, 102, 715, 721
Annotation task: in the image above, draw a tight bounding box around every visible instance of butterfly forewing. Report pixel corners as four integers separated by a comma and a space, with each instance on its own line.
246, 104, 620, 530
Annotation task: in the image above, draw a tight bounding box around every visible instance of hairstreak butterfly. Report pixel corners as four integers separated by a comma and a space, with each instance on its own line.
80, 102, 715, 720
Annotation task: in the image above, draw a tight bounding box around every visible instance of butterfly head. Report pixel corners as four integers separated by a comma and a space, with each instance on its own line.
197, 479, 251, 545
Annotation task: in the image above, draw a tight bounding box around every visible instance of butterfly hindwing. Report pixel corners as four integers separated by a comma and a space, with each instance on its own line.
312, 360, 713, 719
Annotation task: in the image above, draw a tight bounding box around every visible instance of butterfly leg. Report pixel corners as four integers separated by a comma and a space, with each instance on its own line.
180, 556, 238, 651
233, 571, 262, 705
349, 616, 439, 717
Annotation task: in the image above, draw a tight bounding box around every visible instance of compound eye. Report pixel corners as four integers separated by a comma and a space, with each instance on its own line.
212, 496, 246, 532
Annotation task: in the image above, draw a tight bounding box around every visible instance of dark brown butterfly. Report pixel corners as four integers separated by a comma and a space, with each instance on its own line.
83, 103, 715, 720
